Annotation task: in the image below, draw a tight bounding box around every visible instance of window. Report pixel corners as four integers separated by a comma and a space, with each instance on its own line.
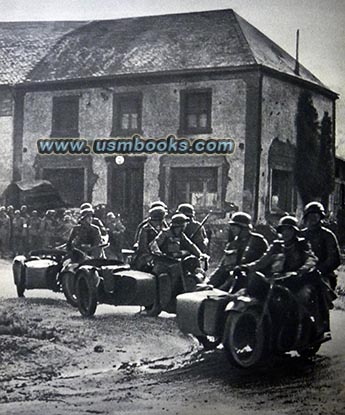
171, 167, 218, 210
111, 92, 142, 136
179, 89, 212, 134
271, 169, 295, 213
51, 96, 79, 137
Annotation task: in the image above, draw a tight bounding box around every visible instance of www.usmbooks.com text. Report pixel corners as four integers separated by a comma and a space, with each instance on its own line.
37, 135, 235, 155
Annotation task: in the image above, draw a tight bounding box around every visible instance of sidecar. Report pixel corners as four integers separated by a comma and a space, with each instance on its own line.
74, 255, 200, 317
176, 288, 231, 348
12, 249, 66, 297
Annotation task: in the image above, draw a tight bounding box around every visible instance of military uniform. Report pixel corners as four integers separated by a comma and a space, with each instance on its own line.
302, 226, 340, 290
208, 231, 268, 289
67, 223, 102, 258
150, 228, 202, 259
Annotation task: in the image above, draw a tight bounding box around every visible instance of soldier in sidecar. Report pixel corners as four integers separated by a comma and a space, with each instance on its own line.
74, 213, 207, 317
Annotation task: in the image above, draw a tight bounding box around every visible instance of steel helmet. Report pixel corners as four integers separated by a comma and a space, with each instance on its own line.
276, 215, 299, 232
171, 213, 188, 227
229, 212, 253, 229
177, 203, 195, 218
80, 202, 94, 213
149, 206, 166, 221
150, 200, 168, 211
303, 201, 326, 218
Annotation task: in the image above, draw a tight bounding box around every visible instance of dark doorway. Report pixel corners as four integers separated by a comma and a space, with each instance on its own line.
108, 157, 145, 246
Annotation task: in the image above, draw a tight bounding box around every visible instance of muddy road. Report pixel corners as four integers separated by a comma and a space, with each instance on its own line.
1, 258, 345, 415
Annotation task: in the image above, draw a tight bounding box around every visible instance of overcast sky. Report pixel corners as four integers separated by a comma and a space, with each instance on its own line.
1, 0, 344, 155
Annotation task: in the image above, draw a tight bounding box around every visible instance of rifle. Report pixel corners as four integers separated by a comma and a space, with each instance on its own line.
189, 211, 211, 241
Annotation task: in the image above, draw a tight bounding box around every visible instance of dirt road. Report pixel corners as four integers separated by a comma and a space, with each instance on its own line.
1, 259, 345, 415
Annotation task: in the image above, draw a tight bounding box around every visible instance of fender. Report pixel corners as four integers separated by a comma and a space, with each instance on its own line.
76, 265, 101, 288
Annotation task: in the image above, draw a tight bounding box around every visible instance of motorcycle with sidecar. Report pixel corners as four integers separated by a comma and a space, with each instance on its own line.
74, 253, 206, 317
12, 244, 103, 307
176, 268, 332, 368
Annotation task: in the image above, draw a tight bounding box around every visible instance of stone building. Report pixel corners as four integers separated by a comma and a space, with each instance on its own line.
0, 9, 338, 239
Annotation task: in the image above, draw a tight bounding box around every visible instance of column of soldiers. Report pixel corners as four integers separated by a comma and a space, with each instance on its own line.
132, 200, 340, 339
0, 203, 127, 260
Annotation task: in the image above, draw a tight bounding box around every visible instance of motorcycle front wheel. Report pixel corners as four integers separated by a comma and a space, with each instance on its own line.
61, 272, 78, 308
75, 271, 98, 317
223, 308, 266, 369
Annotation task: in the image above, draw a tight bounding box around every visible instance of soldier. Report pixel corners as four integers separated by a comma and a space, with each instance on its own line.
67, 208, 102, 258
28, 210, 42, 251
40, 210, 56, 248
80, 203, 107, 238
208, 212, 268, 290
150, 213, 206, 289
132, 206, 167, 271
12, 210, 25, 256
150, 213, 203, 259
302, 201, 340, 290
105, 212, 126, 261
176, 203, 209, 253
302, 201, 341, 333
20, 205, 30, 254
134, 200, 169, 245
0, 206, 11, 257
244, 215, 327, 337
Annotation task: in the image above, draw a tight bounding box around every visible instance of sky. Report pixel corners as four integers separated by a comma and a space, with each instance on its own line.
1, 0, 344, 155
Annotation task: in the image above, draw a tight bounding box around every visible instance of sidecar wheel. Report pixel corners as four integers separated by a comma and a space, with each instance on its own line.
76, 271, 97, 317
61, 272, 78, 308
223, 308, 265, 369
144, 300, 162, 317
16, 282, 25, 298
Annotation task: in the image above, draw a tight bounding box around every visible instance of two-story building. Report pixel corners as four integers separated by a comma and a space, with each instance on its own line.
0, 9, 338, 238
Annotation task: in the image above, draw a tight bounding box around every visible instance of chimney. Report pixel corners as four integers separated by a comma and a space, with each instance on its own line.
294, 29, 300, 76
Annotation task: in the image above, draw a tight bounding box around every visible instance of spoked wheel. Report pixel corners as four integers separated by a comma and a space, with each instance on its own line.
76, 271, 98, 317
61, 272, 78, 307
223, 308, 265, 369
196, 336, 222, 351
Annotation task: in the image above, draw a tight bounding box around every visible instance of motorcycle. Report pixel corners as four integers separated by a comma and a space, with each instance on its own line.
12, 244, 105, 307
74, 253, 207, 317
176, 268, 332, 369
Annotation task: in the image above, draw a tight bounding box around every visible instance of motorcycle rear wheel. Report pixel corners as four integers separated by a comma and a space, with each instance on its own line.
223, 308, 265, 369
76, 271, 98, 317
61, 272, 78, 308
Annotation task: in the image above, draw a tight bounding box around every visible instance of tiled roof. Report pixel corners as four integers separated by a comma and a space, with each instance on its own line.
0, 10, 329, 90
0, 21, 85, 85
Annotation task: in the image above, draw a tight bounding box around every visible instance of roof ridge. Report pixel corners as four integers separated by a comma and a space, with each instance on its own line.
232, 11, 258, 65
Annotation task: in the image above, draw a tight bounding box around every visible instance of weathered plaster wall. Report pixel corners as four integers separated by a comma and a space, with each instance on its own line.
258, 75, 334, 221
22, 76, 248, 213
0, 116, 13, 195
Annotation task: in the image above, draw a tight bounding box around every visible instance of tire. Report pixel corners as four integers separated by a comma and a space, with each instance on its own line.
144, 300, 162, 317
75, 271, 98, 317
61, 272, 78, 308
13, 261, 25, 297
223, 308, 266, 369
16, 282, 25, 298
297, 343, 321, 358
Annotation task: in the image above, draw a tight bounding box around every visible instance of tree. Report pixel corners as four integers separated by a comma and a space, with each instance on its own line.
319, 111, 335, 205
295, 91, 321, 204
